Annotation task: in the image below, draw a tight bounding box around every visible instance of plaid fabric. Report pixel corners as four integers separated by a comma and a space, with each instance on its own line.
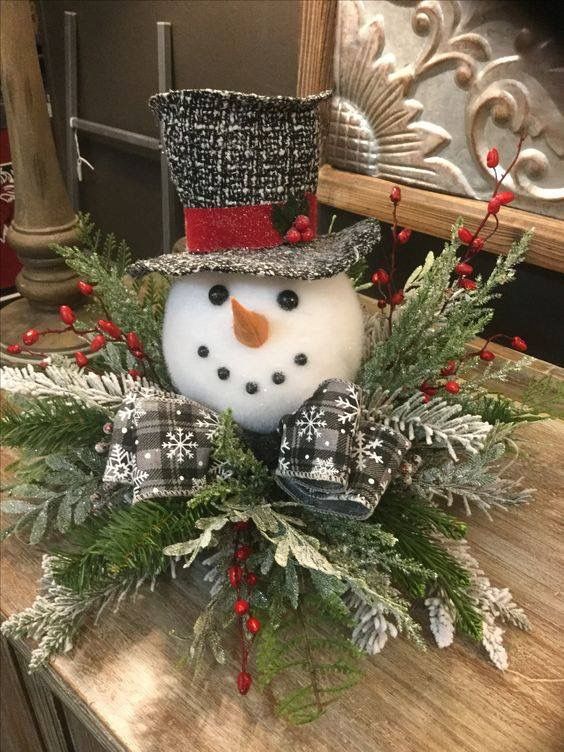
276, 379, 411, 519
104, 380, 411, 517
103, 388, 221, 502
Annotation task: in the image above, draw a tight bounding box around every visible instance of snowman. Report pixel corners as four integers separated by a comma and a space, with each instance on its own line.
129, 89, 380, 435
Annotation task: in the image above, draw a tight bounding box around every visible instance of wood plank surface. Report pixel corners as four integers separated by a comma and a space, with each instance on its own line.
318, 165, 564, 273
1, 348, 563, 752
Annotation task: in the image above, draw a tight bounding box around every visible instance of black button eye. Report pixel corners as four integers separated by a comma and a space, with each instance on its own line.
209, 284, 229, 306
277, 290, 299, 311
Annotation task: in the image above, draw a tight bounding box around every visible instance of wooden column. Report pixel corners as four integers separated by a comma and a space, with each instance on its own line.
0, 0, 80, 310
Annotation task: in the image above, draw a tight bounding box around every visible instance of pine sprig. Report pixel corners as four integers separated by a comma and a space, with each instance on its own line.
256, 593, 362, 725
1, 397, 107, 453
1, 448, 112, 543
361, 227, 531, 395
51, 498, 213, 593
52, 214, 171, 387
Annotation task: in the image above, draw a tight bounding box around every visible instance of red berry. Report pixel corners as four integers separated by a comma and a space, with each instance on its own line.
422, 394, 431, 403
237, 671, 252, 695
455, 262, 473, 276
132, 349, 145, 360
125, 332, 142, 351
74, 351, 88, 369
397, 228, 412, 245
293, 215, 310, 232
300, 227, 315, 242
497, 191, 515, 206
486, 148, 499, 169
441, 360, 457, 376
390, 290, 405, 306
78, 280, 94, 296
128, 368, 141, 380
460, 278, 477, 290
511, 336, 527, 352
423, 386, 438, 397
246, 616, 261, 634
234, 545, 252, 562
22, 329, 40, 346
457, 227, 474, 245
480, 350, 495, 361
377, 299, 387, 309
97, 319, 122, 340
487, 197, 501, 214
228, 565, 243, 588
233, 598, 249, 616
89, 334, 106, 352
103, 422, 113, 434
7, 344, 22, 354
470, 238, 484, 252
372, 268, 390, 285
234, 520, 250, 531
444, 380, 460, 394
284, 228, 301, 244
59, 305, 76, 326
246, 572, 258, 587
390, 186, 401, 204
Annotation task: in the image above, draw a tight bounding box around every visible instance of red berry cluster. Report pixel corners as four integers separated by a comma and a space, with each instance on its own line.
284, 214, 314, 244
6, 279, 145, 380
420, 333, 528, 401
371, 186, 412, 331
454, 136, 525, 290
228, 520, 260, 696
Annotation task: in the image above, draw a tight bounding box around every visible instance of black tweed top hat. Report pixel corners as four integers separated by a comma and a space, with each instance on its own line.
128, 88, 380, 280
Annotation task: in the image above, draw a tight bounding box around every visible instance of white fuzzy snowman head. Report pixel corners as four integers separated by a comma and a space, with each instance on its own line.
162, 271, 364, 433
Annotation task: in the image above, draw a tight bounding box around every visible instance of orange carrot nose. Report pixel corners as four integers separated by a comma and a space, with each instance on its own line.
231, 297, 269, 348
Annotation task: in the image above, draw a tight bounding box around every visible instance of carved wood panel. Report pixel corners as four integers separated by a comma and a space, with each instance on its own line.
327, 0, 564, 219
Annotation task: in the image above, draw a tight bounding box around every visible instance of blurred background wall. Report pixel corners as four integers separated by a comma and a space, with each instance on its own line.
36, 0, 563, 364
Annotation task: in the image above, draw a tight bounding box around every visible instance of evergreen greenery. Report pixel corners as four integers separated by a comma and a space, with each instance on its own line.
0, 217, 536, 722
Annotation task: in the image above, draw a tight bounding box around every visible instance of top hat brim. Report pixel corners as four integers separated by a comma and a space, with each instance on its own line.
128, 218, 380, 280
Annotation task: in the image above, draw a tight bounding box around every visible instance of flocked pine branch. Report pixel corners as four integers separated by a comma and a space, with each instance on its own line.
431, 536, 530, 669
344, 589, 401, 655
412, 456, 533, 517
368, 388, 492, 460
0, 555, 151, 671
0, 364, 161, 409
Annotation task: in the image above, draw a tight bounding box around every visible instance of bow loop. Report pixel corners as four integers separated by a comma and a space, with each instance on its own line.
275, 379, 411, 518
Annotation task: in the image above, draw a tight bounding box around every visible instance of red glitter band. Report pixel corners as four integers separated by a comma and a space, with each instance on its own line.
184, 194, 317, 253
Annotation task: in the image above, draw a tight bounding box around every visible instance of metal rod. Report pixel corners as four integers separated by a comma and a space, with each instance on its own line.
64, 11, 79, 210
69, 117, 160, 151
157, 21, 176, 253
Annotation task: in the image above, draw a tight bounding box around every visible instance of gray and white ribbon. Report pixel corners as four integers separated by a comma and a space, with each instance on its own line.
103, 380, 410, 519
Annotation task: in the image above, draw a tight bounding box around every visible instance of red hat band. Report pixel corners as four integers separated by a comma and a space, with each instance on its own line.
184, 193, 318, 254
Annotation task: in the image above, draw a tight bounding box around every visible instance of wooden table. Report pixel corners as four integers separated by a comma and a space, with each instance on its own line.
2, 341, 563, 752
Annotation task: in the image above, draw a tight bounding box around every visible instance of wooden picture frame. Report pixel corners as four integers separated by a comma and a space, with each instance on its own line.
297, 0, 563, 274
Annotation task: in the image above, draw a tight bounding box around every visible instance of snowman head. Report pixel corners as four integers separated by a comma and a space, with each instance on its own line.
163, 271, 364, 433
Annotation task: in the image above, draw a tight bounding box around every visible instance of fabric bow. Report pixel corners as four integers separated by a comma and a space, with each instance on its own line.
103, 379, 410, 519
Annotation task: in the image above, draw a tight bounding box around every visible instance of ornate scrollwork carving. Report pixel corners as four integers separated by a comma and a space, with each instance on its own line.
327, 0, 564, 218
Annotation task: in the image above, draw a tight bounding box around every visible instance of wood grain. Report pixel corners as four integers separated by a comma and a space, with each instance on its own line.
318, 165, 564, 273
1, 637, 45, 752
297, 0, 336, 97
1, 346, 563, 752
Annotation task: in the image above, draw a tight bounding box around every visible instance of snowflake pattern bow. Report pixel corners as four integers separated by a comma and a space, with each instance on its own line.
103, 380, 410, 518
275, 379, 411, 518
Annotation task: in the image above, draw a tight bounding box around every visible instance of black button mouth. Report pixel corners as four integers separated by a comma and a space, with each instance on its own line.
198, 345, 209, 357
217, 367, 230, 380
294, 353, 308, 366
272, 372, 286, 385
245, 382, 258, 394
